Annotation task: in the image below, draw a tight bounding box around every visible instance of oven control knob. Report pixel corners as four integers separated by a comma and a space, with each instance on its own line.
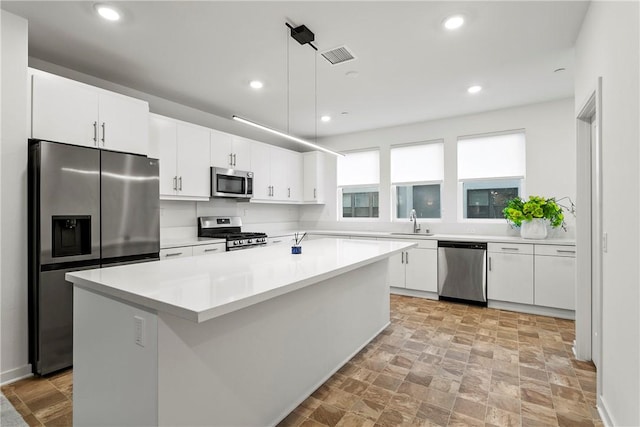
247, 239, 253, 244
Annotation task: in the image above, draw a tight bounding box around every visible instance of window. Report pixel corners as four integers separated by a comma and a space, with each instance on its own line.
457, 131, 525, 219
337, 150, 379, 219
391, 141, 444, 219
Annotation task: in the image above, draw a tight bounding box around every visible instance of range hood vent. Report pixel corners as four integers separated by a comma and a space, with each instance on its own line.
320, 46, 356, 65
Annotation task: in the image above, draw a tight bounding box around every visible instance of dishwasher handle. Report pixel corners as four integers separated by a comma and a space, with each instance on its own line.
437, 241, 487, 250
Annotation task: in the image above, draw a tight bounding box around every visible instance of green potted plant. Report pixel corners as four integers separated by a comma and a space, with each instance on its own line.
503, 195, 566, 239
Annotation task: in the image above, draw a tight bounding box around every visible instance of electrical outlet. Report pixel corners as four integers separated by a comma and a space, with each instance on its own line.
134, 316, 145, 347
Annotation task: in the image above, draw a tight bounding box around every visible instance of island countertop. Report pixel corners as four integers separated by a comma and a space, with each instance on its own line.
66, 238, 416, 323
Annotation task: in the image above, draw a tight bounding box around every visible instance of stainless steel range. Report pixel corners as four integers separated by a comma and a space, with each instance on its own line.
198, 216, 267, 251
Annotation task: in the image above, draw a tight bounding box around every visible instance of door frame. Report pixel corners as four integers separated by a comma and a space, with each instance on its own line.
575, 78, 602, 380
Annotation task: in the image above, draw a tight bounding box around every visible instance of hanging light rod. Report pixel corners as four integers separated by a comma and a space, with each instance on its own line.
232, 115, 343, 157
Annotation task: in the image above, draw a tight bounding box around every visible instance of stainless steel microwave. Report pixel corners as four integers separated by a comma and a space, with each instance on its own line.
211, 167, 254, 199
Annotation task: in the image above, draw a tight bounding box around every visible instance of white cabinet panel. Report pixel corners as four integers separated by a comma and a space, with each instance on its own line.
250, 142, 272, 199
210, 132, 252, 170
97, 92, 149, 155
387, 252, 406, 288
151, 115, 178, 196
31, 70, 149, 155
176, 123, 210, 198
192, 243, 225, 256
303, 151, 325, 203
32, 72, 99, 147
534, 245, 576, 310
405, 248, 438, 292
159, 247, 193, 260
270, 147, 290, 201
488, 251, 534, 304
151, 114, 210, 200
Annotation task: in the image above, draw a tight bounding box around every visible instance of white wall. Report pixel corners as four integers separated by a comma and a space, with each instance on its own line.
574, 2, 639, 425
160, 199, 301, 240
0, 11, 29, 383
301, 98, 576, 237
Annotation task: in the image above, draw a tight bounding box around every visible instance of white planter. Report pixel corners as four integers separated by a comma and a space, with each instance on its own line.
521, 218, 548, 239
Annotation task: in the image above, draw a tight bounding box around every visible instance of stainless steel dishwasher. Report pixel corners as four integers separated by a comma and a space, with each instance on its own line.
438, 241, 487, 306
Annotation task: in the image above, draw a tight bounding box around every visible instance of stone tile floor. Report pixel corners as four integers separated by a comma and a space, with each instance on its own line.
279, 295, 601, 427
1, 295, 600, 427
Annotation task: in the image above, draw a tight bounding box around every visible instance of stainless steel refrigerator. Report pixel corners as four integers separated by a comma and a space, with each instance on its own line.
28, 140, 160, 375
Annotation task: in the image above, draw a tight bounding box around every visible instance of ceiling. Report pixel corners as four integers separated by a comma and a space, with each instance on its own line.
2, 1, 589, 147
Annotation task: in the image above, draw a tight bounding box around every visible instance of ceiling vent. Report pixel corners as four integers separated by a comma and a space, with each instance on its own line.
320, 46, 356, 65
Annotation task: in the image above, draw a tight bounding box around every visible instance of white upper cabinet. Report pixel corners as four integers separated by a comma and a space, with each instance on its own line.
150, 114, 210, 200
303, 151, 325, 203
210, 131, 252, 171
30, 69, 149, 155
249, 141, 302, 203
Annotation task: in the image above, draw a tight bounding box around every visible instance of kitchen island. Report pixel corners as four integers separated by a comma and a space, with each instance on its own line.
66, 238, 416, 426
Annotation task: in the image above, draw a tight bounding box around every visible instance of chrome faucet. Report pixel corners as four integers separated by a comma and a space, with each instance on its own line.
409, 209, 421, 233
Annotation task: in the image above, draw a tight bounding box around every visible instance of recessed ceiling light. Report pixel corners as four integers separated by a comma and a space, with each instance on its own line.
467, 85, 482, 94
249, 80, 263, 89
95, 4, 121, 21
320, 115, 331, 122
443, 15, 465, 30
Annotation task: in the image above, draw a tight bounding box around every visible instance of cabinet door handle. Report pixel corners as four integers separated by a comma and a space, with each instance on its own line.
401, 252, 404, 264
229, 153, 233, 166
101, 122, 106, 145
501, 247, 519, 251
557, 249, 576, 254
179, 176, 183, 191
405, 251, 409, 264
288, 188, 291, 198
165, 252, 182, 257
489, 256, 492, 271
173, 176, 177, 191
233, 154, 237, 166
204, 248, 219, 253
93, 121, 98, 144
314, 188, 317, 199
272, 240, 282, 244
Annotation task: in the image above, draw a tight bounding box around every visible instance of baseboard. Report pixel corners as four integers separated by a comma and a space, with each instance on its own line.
1, 364, 32, 386
487, 300, 575, 320
597, 394, 615, 427
390, 287, 438, 300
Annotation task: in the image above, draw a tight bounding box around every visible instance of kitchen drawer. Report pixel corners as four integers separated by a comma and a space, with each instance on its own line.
534, 244, 576, 257
193, 243, 225, 256
488, 242, 533, 255
159, 247, 193, 259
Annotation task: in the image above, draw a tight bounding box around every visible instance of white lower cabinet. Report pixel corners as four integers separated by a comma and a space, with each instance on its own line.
159, 247, 193, 260
534, 245, 576, 310
192, 243, 225, 256
388, 240, 438, 292
487, 243, 534, 304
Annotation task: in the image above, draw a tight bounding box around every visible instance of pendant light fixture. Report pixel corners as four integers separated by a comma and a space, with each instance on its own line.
233, 23, 343, 157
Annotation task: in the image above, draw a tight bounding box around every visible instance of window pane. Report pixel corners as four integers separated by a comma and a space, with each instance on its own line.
337, 151, 380, 186
396, 184, 441, 218
463, 180, 520, 219
341, 188, 379, 218
391, 142, 444, 183
458, 132, 526, 180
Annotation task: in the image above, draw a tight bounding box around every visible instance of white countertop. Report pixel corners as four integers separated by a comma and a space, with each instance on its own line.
308, 230, 575, 245
67, 238, 416, 323
160, 237, 225, 249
